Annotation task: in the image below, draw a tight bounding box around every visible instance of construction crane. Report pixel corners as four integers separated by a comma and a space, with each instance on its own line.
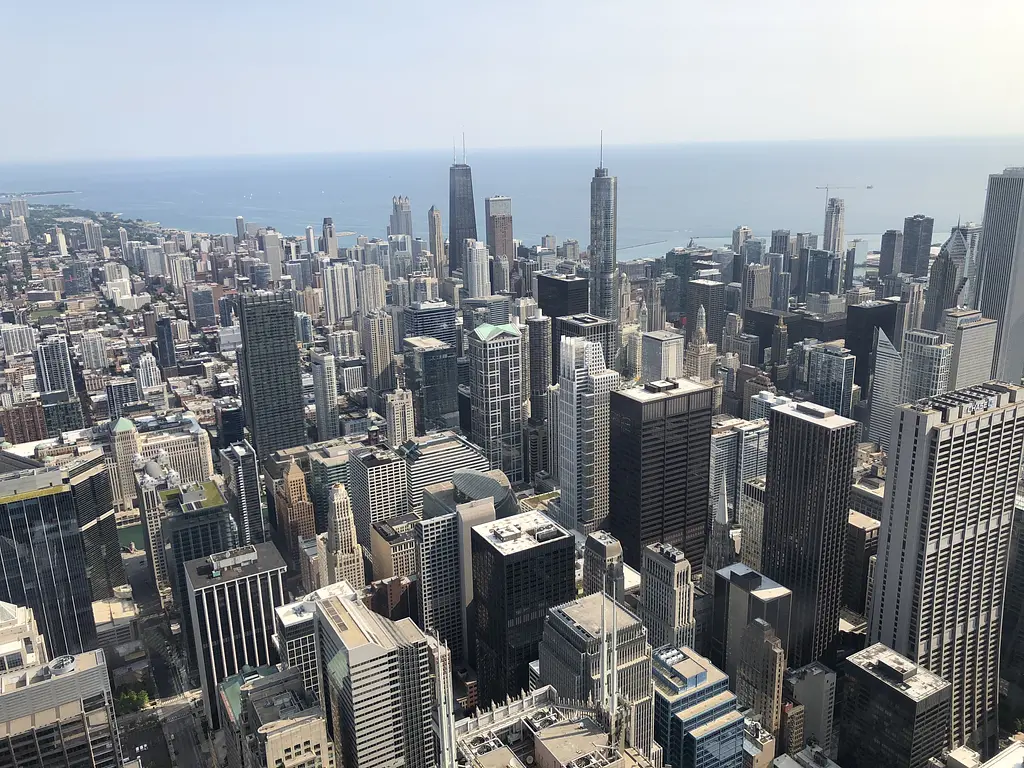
816, 184, 874, 206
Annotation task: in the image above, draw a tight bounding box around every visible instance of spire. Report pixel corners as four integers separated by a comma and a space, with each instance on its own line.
600, 129, 604, 169
462, 132, 467, 164
697, 304, 707, 333
715, 477, 729, 525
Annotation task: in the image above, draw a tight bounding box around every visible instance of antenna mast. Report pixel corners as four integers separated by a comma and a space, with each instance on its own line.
462, 133, 466, 164
600, 130, 604, 168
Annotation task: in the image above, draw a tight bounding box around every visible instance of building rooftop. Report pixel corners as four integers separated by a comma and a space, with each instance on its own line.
185, 543, 286, 591
473, 510, 572, 555
653, 646, 727, 699
906, 382, 1023, 422
717, 563, 791, 601
616, 378, 710, 403
773, 401, 857, 430
848, 509, 881, 532
556, 313, 612, 327
845, 643, 950, 703
643, 329, 684, 342
158, 479, 225, 511
372, 513, 419, 544
274, 582, 355, 630
549, 592, 641, 642
402, 335, 452, 351
470, 323, 521, 342
0, 649, 103, 697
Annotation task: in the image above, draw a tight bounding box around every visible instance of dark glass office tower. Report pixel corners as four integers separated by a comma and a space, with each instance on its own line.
551, 313, 614, 386
403, 300, 458, 348
921, 242, 962, 331
879, 229, 904, 277
70, 451, 126, 602
902, 214, 935, 278
403, 336, 459, 433
472, 511, 575, 707
845, 300, 899, 391
686, 280, 725, 346
770, 229, 791, 255
805, 249, 842, 294
761, 402, 858, 667
608, 379, 714, 570
0, 460, 98, 656
537, 272, 589, 320
236, 291, 306, 457
156, 316, 177, 369
448, 161, 477, 274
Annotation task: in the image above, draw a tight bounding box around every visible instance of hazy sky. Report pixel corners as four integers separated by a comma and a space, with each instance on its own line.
4, 0, 1023, 162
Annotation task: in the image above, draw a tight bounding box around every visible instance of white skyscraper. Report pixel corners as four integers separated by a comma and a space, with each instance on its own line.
867, 328, 903, 447
899, 329, 951, 404
361, 310, 396, 410
943, 309, 998, 390
641, 330, 685, 383
385, 388, 415, 447
485, 196, 514, 262
134, 351, 162, 390
464, 239, 491, 298
322, 262, 358, 325
79, 331, 107, 371
34, 335, 75, 394
468, 323, 523, 483
319, 485, 364, 590
311, 351, 340, 440
870, 382, 1024, 752
640, 542, 696, 650
261, 229, 284, 280
823, 197, 845, 255
977, 168, 1024, 382
389, 195, 413, 238
305, 225, 316, 255
348, 445, 408, 552
356, 263, 387, 313
551, 337, 620, 534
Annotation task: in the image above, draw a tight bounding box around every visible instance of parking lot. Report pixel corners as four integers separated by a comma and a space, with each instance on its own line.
120, 718, 174, 768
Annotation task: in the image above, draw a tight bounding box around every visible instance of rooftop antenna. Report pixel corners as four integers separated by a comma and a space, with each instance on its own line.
462, 133, 466, 164
600, 130, 604, 168
452, 138, 457, 164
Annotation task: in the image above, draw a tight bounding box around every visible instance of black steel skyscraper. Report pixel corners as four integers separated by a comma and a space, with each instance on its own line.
236, 291, 306, 457
902, 214, 935, 278
448, 158, 477, 275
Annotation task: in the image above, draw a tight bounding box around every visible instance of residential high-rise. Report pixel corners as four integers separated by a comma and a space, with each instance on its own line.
390, 195, 413, 237
321, 217, 337, 258
639, 542, 696, 650
356, 263, 387, 313
870, 382, 1024, 753
608, 379, 713, 569
237, 291, 306, 457
710, 563, 792, 684
898, 329, 951, 404
735, 619, 785, 738
589, 164, 618, 321
539, 593, 655, 758
770, 229, 791, 256
464, 238, 491, 298
34, 334, 75, 395
105, 377, 140, 420
977, 168, 1024, 381
551, 337, 620, 534
485, 196, 514, 262
823, 198, 845, 255
943, 309, 998, 390
322, 261, 358, 325
156, 316, 177, 369
879, 229, 904, 277
319, 485, 364, 589
641, 330, 685, 382
404, 300, 458, 348
472, 511, 575, 706
838, 644, 952, 768
449, 160, 477, 275
348, 445, 408, 551
901, 214, 935, 278
186, 543, 287, 729
536, 272, 590, 320
733, 225, 753, 254
220, 440, 266, 545
468, 323, 523, 483
0, 651, 124, 768
385, 388, 415, 446
0, 401, 46, 444
0, 460, 103, 657
761, 402, 857, 667
361, 309, 396, 410
686, 279, 726, 346
743, 263, 772, 311
428, 205, 446, 278
315, 583, 437, 768
311, 350, 340, 441
652, 646, 744, 768
808, 343, 856, 418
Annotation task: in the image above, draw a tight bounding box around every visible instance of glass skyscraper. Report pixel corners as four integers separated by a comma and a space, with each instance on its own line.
448, 161, 477, 275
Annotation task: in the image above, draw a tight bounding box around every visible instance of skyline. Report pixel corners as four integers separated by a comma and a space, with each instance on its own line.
5, 0, 1024, 162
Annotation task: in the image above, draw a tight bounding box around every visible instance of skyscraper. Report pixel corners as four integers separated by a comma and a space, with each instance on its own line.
320, 485, 364, 589
472, 511, 575, 706
870, 382, 1024, 753
838, 644, 951, 768
34, 334, 75, 395
735, 619, 785, 739
807, 343, 856, 418
356, 263, 387, 313
823, 197, 845, 255
589, 164, 618, 321
742, 263, 772, 311
275, 460, 316, 568
551, 313, 614, 387
186, 543, 287, 728
977, 168, 1024, 381
898, 329, 951, 404
403, 336, 459, 433
311, 350, 340, 441
608, 379, 714, 569
468, 323, 523, 483
236, 291, 306, 457
762, 402, 858, 667
770, 229, 791, 256
639, 542, 696, 650
641, 330, 685, 382
485, 195, 514, 262
348, 445, 408, 551
220, 440, 266, 546
901, 214, 935, 278
449, 159, 477, 275
404, 300, 458, 348
322, 261, 358, 325
321, 217, 337, 258
384, 388, 415, 446
921, 235, 965, 331
390, 195, 413, 237
464, 238, 491, 298
536, 272, 590, 319
943, 309, 998, 390
879, 228, 904, 277
845, 299, 899, 391
867, 328, 903, 447
551, 337, 619, 534
156, 316, 177, 369
687, 280, 726, 346
361, 309, 396, 410
427, 205, 446, 278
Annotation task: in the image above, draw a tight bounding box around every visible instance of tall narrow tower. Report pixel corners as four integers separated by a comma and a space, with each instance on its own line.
449, 156, 477, 275
589, 161, 618, 322
823, 197, 845, 255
